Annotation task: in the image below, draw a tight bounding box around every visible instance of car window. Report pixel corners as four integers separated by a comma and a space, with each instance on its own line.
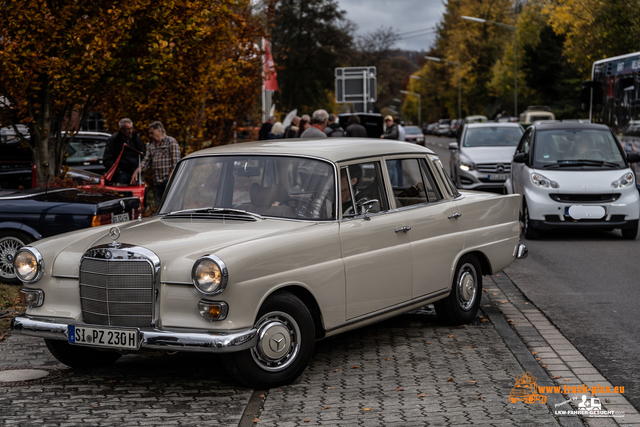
161, 155, 336, 220
419, 158, 442, 202
386, 158, 431, 207
463, 126, 523, 147
532, 129, 625, 168
429, 155, 460, 198
341, 161, 389, 218
516, 128, 532, 154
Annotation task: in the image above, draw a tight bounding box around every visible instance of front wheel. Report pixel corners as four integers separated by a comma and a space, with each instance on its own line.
45, 339, 122, 368
522, 202, 540, 240
221, 291, 315, 389
435, 254, 482, 325
621, 221, 638, 240
0, 231, 34, 284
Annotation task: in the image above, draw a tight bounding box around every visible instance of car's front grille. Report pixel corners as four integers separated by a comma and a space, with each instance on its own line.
79, 256, 155, 328
549, 194, 621, 203
476, 163, 511, 173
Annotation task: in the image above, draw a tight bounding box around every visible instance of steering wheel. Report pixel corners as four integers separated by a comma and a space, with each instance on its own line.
285, 198, 321, 219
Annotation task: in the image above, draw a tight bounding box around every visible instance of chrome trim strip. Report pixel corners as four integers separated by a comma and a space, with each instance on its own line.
325, 288, 450, 333
516, 244, 528, 259
11, 314, 258, 353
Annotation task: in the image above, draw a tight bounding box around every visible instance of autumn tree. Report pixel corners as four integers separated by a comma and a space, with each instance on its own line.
0, 0, 264, 185
269, 0, 354, 113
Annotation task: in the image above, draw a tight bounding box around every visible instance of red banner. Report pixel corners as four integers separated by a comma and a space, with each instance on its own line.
264, 39, 279, 92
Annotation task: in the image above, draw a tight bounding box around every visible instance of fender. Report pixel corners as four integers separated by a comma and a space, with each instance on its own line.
0, 221, 42, 240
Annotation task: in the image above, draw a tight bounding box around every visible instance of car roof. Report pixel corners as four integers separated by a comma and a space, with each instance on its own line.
465, 122, 522, 129
187, 138, 435, 163
531, 122, 610, 131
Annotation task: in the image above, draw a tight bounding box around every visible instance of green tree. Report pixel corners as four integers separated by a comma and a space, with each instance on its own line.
270, 0, 354, 113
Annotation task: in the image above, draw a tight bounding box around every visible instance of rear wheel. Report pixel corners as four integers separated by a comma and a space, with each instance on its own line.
45, 339, 122, 368
221, 291, 315, 389
621, 221, 638, 240
0, 231, 34, 284
435, 254, 482, 325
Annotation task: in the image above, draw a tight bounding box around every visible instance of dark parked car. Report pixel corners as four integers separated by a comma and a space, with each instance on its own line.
338, 113, 384, 138
0, 132, 110, 189
0, 188, 141, 283
403, 125, 425, 145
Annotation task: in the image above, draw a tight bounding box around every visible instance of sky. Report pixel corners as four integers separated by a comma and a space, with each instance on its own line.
336, 0, 446, 52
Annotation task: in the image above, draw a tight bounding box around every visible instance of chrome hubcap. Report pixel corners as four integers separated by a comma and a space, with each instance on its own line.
457, 264, 477, 311
0, 237, 24, 279
251, 311, 300, 372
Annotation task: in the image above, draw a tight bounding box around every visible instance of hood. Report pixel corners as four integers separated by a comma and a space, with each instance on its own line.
461, 146, 517, 164
531, 168, 631, 193
50, 216, 316, 282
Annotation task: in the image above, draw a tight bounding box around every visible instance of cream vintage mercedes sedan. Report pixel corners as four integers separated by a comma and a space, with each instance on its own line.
12, 139, 527, 388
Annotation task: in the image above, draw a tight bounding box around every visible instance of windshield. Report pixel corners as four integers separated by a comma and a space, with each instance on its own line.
160, 155, 336, 220
532, 129, 626, 169
463, 126, 523, 147
404, 126, 422, 135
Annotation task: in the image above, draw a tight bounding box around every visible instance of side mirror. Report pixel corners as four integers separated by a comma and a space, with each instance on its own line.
627, 152, 640, 163
356, 198, 379, 221
448, 142, 459, 150
513, 153, 527, 163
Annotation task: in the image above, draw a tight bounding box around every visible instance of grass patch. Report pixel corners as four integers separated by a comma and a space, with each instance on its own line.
0, 282, 23, 341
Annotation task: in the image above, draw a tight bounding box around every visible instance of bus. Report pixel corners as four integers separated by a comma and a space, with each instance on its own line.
581, 51, 640, 179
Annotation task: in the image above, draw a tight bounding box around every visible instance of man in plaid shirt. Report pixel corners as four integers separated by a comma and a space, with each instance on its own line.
131, 121, 181, 208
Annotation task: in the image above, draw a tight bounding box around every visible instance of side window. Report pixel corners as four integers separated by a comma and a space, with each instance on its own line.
429, 155, 460, 198
517, 129, 532, 154
386, 158, 428, 207
419, 158, 442, 202
340, 161, 389, 218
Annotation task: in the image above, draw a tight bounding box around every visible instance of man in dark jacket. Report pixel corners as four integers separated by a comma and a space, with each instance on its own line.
102, 118, 144, 185
258, 116, 276, 140
345, 115, 367, 137
324, 114, 346, 137
381, 115, 399, 140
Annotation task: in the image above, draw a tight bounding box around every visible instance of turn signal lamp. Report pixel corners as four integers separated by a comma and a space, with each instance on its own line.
198, 301, 228, 320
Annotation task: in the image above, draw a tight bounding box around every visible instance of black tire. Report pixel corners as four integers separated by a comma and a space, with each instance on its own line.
522, 202, 540, 240
621, 221, 639, 240
0, 230, 34, 285
45, 339, 122, 368
435, 254, 482, 325
221, 291, 315, 389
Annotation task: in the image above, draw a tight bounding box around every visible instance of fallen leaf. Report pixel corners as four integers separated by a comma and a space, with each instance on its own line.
448, 335, 454, 338
92, 405, 100, 408
491, 293, 498, 295
535, 358, 541, 361
496, 274, 501, 277
395, 387, 404, 391
468, 380, 476, 383
418, 394, 426, 397
321, 406, 331, 410
524, 302, 530, 305
328, 387, 334, 389
350, 366, 360, 369
563, 378, 571, 381
259, 394, 265, 398
467, 346, 475, 348
605, 399, 610, 403
252, 418, 259, 423
446, 377, 453, 382
384, 358, 390, 361
109, 380, 117, 383
481, 319, 489, 323
507, 319, 513, 322
450, 351, 458, 354
551, 376, 561, 379
362, 408, 371, 411
542, 365, 547, 367
303, 419, 310, 423
427, 342, 433, 345
477, 396, 484, 399
333, 369, 342, 372
531, 351, 538, 354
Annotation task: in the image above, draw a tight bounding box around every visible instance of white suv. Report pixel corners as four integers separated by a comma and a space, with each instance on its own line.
509, 122, 640, 239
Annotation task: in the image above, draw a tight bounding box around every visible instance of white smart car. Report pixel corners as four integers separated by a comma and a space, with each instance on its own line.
509, 122, 640, 239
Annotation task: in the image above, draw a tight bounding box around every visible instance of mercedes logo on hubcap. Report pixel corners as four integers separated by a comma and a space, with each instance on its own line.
269, 333, 287, 353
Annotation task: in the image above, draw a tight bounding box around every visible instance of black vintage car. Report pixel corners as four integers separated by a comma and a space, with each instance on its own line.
0, 188, 140, 284
338, 113, 384, 138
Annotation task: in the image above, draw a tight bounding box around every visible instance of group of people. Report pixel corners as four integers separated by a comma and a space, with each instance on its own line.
258, 109, 370, 140
258, 110, 409, 141
102, 118, 180, 208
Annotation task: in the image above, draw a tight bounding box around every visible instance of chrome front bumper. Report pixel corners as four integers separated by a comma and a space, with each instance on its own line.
11, 314, 258, 353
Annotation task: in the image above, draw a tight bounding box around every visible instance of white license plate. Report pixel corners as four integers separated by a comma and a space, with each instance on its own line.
69, 325, 138, 350
113, 213, 130, 223
565, 205, 606, 219
487, 174, 508, 181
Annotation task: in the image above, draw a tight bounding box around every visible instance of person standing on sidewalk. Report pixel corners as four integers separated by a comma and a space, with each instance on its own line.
102, 118, 144, 185
345, 115, 367, 137
381, 115, 399, 140
300, 109, 329, 138
131, 121, 181, 208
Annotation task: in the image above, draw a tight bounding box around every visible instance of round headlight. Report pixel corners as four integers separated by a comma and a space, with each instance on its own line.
14, 247, 44, 283
192, 255, 228, 295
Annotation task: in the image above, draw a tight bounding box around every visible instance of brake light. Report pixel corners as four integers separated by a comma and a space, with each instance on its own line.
131, 206, 141, 220
91, 213, 113, 227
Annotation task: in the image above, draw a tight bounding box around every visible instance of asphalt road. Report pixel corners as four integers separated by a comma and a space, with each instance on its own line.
424, 134, 640, 411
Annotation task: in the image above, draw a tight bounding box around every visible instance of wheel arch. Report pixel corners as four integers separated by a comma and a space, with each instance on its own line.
267, 285, 326, 340
0, 222, 42, 241
460, 250, 493, 276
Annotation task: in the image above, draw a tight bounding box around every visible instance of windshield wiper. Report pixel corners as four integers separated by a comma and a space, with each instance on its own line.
543, 159, 620, 168
164, 207, 263, 219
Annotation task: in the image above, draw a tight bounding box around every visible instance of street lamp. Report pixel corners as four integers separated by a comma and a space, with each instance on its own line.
400, 90, 421, 126
461, 15, 518, 116
424, 56, 461, 120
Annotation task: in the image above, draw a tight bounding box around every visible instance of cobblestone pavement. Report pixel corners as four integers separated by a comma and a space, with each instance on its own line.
0, 273, 610, 426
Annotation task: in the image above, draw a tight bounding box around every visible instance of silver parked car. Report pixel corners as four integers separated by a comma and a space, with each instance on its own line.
12, 139, 527, 388
449, 123, 524, 193
508, 122, 640, 239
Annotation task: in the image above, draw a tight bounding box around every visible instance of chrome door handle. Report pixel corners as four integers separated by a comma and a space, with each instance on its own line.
395, 226, 411, 233
447, 212, 462, 219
